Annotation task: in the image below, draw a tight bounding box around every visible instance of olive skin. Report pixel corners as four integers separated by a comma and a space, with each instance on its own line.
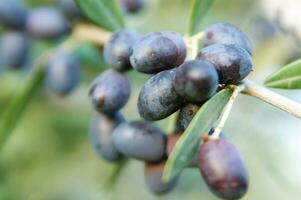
121, 0, 144, 14
111, 121, 166, 162
174, 60, 219, 103
104, 29, 141, 71
45, 52, 80, 95
204, 23, 253, 55
166, 133, 198, 167
57, 0, 83, 21
89, 70, 131, 114
199, 138, 249, 200
197, 44, 253, 84
175, 103, 200, 132
130, 32, 186, 74
144, 161, 179, 195
26, 7, 68, 39
89, 113, 124, 162
0, 31, 29, 69
0, 0, 28, 29
138, 69, 183, 121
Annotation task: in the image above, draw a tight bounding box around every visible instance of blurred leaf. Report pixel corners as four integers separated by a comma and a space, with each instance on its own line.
187, 0, 214, 35
0, 67, 44, 148
265, 59, 301, 89
75, 0, 125, 31
162, 88, 233, 182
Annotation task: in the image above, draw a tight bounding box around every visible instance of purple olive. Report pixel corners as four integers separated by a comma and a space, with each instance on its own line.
175, 103, 200, 132
203, 23, 253, 55
144, 160, 179, 195
89, 113, 124, 162
103, 29, 141, 71
130, 32, 186, 74
138, 69, 183, 121
197, 44, 253, 84
199, 138, 249, 199
112, 121, 166, 162
26, 7, 68, 39
89, 69, 131, 114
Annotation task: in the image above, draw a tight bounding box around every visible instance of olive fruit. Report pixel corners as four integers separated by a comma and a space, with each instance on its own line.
144, 160, 179, 195
138, 69, 183, 121
0, 0, 28, 29
89, 113, 124, 161
197, 44, 253, 84
199, 138, 249, 199
204, 23, 253, 55
121, 0, 144, 14
112, 121, 166, 162
0, 31, 29, 69
174, 60, 219, 103
45, 52, 80, 95
104, 29, 141, 71
26, 7, 68, 39
130, 32, 186, 74
175, 103, 200, 132
89, 69, 131, 114
57, 0, 83, 21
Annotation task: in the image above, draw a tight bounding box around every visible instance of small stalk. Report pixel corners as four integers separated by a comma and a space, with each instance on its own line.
242, 80, 301, 119
210, 85, 245, 140
72, 23, 111, 46
167, 111, 179, 134
101, 159, 128, 191
184, 31, 204, 60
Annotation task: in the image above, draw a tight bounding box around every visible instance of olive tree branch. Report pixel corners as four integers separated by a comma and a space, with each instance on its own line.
242, 79, 301, 119
210, 84, 245, 140
72, 23, 111, 46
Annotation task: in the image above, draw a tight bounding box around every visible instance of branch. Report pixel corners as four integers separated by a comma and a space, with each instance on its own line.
242, 79, 301, 119
72, 23, 111, 46
210, 85, 245, 139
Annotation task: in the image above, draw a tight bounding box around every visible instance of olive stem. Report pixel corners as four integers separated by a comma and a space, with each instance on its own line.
167, 111, 179, 134
72, 23, 111, 46
242, 79, 301, 119
101, 159, 128, 191
191, 31, 205, 42
210, 85, 246, 140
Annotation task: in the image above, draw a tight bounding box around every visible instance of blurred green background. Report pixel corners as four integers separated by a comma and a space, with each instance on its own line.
0, 0, 301, 199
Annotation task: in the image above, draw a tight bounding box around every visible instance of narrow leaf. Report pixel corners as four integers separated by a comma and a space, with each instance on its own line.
264, 59, 301, 89
75, 0, 125, 31
0, 67, 44, 148
187, 0, 214, 36
162, 88, 233, 182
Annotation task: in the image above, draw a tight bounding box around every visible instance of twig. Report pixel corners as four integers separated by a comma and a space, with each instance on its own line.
184, 31, 204, 60
242, 79, 301, 119
210, 85, 245, 139
101, 159, 128, 192
72, 23, 111, 46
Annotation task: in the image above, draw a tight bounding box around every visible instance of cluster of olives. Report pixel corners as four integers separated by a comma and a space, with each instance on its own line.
89, 22, 253, 199
0, 0, 143, 95
0, 0, 83, 95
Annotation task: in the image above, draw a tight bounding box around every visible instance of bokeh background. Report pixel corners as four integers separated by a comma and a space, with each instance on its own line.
0, 0, 301, 199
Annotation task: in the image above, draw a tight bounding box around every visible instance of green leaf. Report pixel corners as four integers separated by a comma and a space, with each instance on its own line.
0, 66, 44, 148
264, 59, 301, 89
162, 88, 233, 182
187, 0, 214, 36
75, 0, 125, 31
